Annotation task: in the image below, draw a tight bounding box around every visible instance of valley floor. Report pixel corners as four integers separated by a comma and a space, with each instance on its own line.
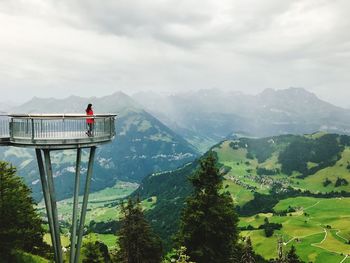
240, 197, 350, 263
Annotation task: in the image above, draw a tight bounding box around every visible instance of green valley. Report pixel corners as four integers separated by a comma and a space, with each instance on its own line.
5, 126, 350, 261
130, 132, 350, 262
2, 1, 350, 260
50, 132, 350, 262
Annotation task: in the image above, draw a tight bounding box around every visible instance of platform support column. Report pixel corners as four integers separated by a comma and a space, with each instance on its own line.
36, 149, 59, 263
44, 149, 63, 263
36, 146, 96, 263
69, 148, 81, 263
36, 149, 63, 263
74, 146, 96, 263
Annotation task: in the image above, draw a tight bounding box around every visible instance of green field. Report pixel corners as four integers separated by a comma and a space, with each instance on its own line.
241, 197, 350, 262
11, 251, 50, 263
36, 135, 350, 262
223, 179, 255, 206
215, 141, 281, 197
214, 139, 350, 197
38, 180, 139, 223
39, 180, 159, 252
44, 232, 118, 261
298, 148, 350, 193
213, 138, 350, 262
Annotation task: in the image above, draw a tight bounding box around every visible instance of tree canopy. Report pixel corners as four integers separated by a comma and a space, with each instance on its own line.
177, 153, 240, 263
285, 246, 303, 263
0, 161, 48, 260
115, 198, 162, 263
82, 235, 106, 263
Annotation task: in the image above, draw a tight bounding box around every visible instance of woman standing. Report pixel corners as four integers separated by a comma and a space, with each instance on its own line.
86, 103, 94, 136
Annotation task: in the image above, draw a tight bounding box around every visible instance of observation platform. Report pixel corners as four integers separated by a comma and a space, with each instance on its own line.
0, 114, 116, 149
0, 113, 117, 263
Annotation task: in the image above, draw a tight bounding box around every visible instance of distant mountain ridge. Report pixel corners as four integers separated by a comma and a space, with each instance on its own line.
133, 88, 350, 152
0, 92, 198, 201
10, 92, 139, 115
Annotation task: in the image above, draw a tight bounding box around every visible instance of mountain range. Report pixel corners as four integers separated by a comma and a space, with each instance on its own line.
133, 88, 350, 152
3, 87, 350, 202
2, 88, 350, 261
0, 92, 198, 200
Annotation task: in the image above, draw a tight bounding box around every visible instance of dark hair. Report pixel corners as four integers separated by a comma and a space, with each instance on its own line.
86, 103, 92, 113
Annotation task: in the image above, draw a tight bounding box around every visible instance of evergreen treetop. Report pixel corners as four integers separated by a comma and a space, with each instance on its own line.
285, 246, 303, 263
0, 161, 48, 260
177, 153, 240, 263
115, 197, 162, 263
82, 235, 106, 263
241, 237, 255, 263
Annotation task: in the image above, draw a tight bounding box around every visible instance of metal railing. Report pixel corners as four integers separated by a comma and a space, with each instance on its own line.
0, 116, 10, 138
1, 114, 116, 145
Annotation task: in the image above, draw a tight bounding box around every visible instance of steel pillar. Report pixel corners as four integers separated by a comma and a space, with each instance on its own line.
75, 146, 96, 263
36, 146, 96, 263
70, 148, 81, 263
36, 149, 59, 263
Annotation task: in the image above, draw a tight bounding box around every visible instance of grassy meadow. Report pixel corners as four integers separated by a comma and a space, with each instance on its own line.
240, 197, 350, 262
37, 135, 350, 262
213, 138, 350, 262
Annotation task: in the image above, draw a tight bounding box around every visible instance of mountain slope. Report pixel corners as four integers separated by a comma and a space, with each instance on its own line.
1, 92, 198, 200
132, 132, 350, 249
133, 88, 350, 152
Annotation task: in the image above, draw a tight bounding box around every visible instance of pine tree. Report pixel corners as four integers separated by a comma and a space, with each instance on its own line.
285, 246, 302, 263
0, 161, 48, 260
177, 153, 239, 263
115, 198, 162, 263
82, 235, 105, 263
241, 237, 255, 263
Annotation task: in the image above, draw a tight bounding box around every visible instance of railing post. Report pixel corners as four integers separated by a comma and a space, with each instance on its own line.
103, 118, 106, 135
109, 117, 112, 137
9, 118, 13, 140
31, 118, 35, 142
62, 115, 65, 138
26, 119, 29, 135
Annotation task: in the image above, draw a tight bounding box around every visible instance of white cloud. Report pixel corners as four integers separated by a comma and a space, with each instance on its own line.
0, 0, 349, 106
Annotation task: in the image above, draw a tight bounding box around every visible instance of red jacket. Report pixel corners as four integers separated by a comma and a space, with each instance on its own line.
86, 109, 94, 124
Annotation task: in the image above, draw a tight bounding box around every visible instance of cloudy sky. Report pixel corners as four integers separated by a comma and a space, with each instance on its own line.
0, 0, 349, 106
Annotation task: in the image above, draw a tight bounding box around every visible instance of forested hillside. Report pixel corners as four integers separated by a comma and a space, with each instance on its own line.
130, 133, 350, 262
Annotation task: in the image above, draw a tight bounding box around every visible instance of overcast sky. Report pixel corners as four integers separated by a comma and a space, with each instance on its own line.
0, 0, 349, 107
